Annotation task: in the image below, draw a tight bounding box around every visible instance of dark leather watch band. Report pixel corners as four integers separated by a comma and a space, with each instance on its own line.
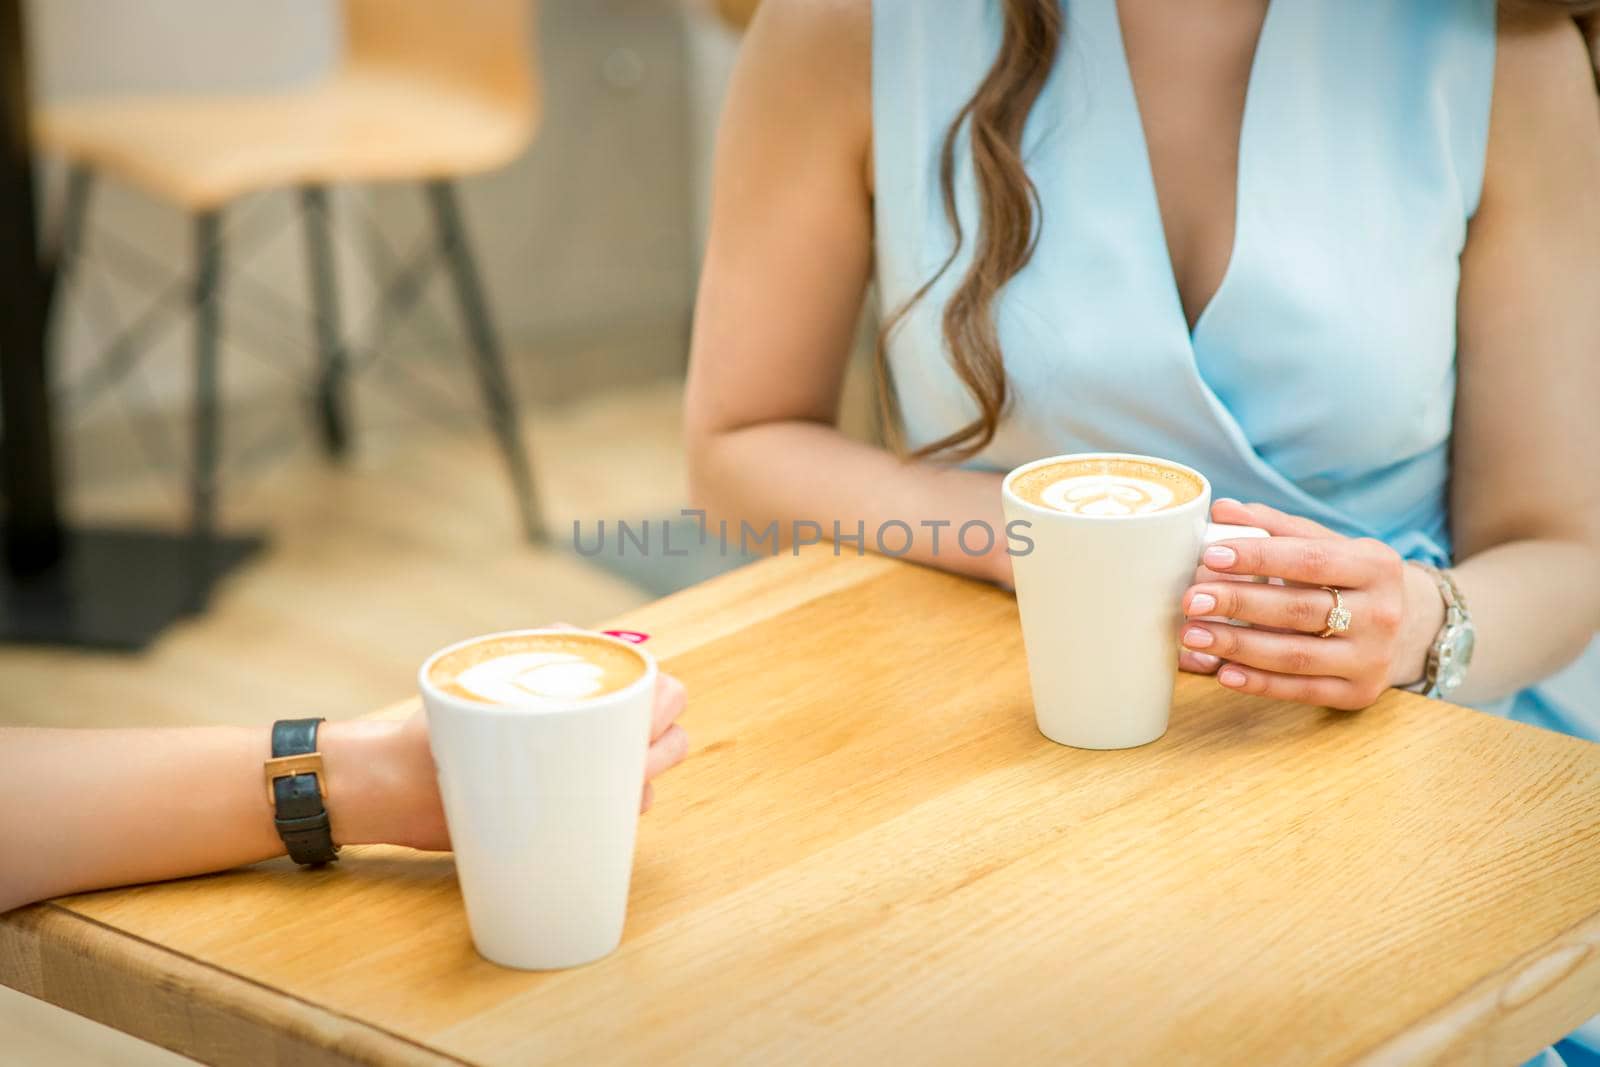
269, 718, 339, 866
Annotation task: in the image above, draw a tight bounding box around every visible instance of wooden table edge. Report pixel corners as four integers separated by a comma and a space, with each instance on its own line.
1353, 906, 1600, 1066
0, 902, 461, 1067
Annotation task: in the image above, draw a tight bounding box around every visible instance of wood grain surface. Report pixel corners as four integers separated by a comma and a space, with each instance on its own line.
3, 548, 1598, 1066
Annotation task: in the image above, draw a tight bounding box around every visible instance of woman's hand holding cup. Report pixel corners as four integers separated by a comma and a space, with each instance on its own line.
1178, 500, 1438, 710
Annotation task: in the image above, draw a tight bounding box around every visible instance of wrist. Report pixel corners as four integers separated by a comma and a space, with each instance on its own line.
1392, 561, 1447, 688
318, 719, 425, 848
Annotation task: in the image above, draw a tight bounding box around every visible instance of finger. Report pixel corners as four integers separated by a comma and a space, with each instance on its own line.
1211, 498, 1337, 539
1179, 649, 1222, 675
1194, 562, 1258, 585
1203, 535, 1389, 587
640, 781, 655, 813
1216, 663, 1376, 710
1181, 621, 1359, 678
1185, 581, 1348, 635
651, 673, 687, 739
645, 723, 689, 780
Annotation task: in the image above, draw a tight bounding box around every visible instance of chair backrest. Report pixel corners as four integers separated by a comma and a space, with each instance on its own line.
341, 0, 538, 120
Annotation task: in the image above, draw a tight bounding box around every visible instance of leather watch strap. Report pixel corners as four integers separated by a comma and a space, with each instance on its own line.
269, 718, 339, 866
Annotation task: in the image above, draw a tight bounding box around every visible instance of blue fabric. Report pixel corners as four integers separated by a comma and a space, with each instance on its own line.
1558, 1024, 1600, 1067
1528, 1018, 1600, 1067
873, 0, 1598, 1056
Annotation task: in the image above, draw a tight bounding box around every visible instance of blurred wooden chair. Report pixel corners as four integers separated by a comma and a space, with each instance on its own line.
35, 0, 547, 567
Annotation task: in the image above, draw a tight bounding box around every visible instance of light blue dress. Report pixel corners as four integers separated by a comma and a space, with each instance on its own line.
872, 1, 1599, 1062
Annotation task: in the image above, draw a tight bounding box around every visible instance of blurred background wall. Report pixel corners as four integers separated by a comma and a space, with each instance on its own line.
25, 0, 718, 418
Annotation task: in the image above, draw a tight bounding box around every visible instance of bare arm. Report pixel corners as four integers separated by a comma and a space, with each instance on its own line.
0, 678, 690, 914
0, 718, 436, 914
684, 0, 1009, 581
1446, 11, 1600, 703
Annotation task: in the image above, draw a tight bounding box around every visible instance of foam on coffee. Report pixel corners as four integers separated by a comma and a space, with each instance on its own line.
427, 632, 645, 706
1011, 456, 1203, 517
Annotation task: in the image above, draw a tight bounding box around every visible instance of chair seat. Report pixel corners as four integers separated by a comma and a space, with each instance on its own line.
36, 70, 535, 210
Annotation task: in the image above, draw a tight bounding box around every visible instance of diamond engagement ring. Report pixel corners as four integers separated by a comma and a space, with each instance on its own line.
1318, 586, 1352, 638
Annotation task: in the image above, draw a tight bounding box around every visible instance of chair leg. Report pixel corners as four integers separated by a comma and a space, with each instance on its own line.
45, 165, 94, 320
189, 211, 224, 609
424, 179, 545, 543
41, 166, 93, 410
299, 186, 350, 458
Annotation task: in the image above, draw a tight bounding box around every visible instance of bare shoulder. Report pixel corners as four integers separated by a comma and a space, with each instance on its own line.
742, 0, 870, 43
740, 0, 871, 89
746, 0, 870, 37
725, 0, 872, 180
1484, 7, 1600, 203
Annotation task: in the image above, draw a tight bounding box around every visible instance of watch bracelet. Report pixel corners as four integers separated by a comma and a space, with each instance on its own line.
1416, 563, 1466, 696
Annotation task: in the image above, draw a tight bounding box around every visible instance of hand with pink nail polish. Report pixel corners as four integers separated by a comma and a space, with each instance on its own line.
1173, 500, 1430, 710
1177, 511, 1267, 678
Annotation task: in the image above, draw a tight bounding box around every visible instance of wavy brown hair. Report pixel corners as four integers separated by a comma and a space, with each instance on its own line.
877, 0, 1600, 462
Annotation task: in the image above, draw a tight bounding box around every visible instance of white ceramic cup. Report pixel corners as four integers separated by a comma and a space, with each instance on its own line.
419, 629, 657, 970
1002, 453, 1267, 750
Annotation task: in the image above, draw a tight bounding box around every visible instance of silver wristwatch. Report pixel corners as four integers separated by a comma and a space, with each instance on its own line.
1408, 563, 1475, 700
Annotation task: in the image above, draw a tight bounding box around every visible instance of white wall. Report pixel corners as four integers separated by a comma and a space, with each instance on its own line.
28, 1, 338, 97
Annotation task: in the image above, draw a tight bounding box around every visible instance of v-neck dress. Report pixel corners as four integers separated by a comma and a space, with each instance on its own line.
872, 0, 1598, 749
871, 4, 1597, 1058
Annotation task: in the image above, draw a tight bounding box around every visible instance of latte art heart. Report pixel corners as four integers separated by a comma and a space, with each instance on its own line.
457, 652, 607, 704
1010, 457, 1205, 518
427, 631, 647, 707
1044, 475, 1175, 517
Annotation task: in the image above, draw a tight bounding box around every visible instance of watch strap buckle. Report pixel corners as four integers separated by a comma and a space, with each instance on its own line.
263, 752, 327, 806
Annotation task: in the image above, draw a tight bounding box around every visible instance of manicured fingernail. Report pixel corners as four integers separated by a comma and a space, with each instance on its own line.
1187, 593, 1216, 615
1188, 652, 1220, 670
1218, 666, 1247, 687
1182, 626, 1213, 649
1203, 546, 1237, 568
1216, 497, 1240, 507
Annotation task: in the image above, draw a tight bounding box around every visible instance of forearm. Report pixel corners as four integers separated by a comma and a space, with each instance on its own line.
1440, 538, 1600, 704
691, 420, 1010, 582
0, 720, 420, 914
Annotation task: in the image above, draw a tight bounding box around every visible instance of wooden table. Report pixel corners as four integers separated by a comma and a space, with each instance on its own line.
4, 549, 1599, 1065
